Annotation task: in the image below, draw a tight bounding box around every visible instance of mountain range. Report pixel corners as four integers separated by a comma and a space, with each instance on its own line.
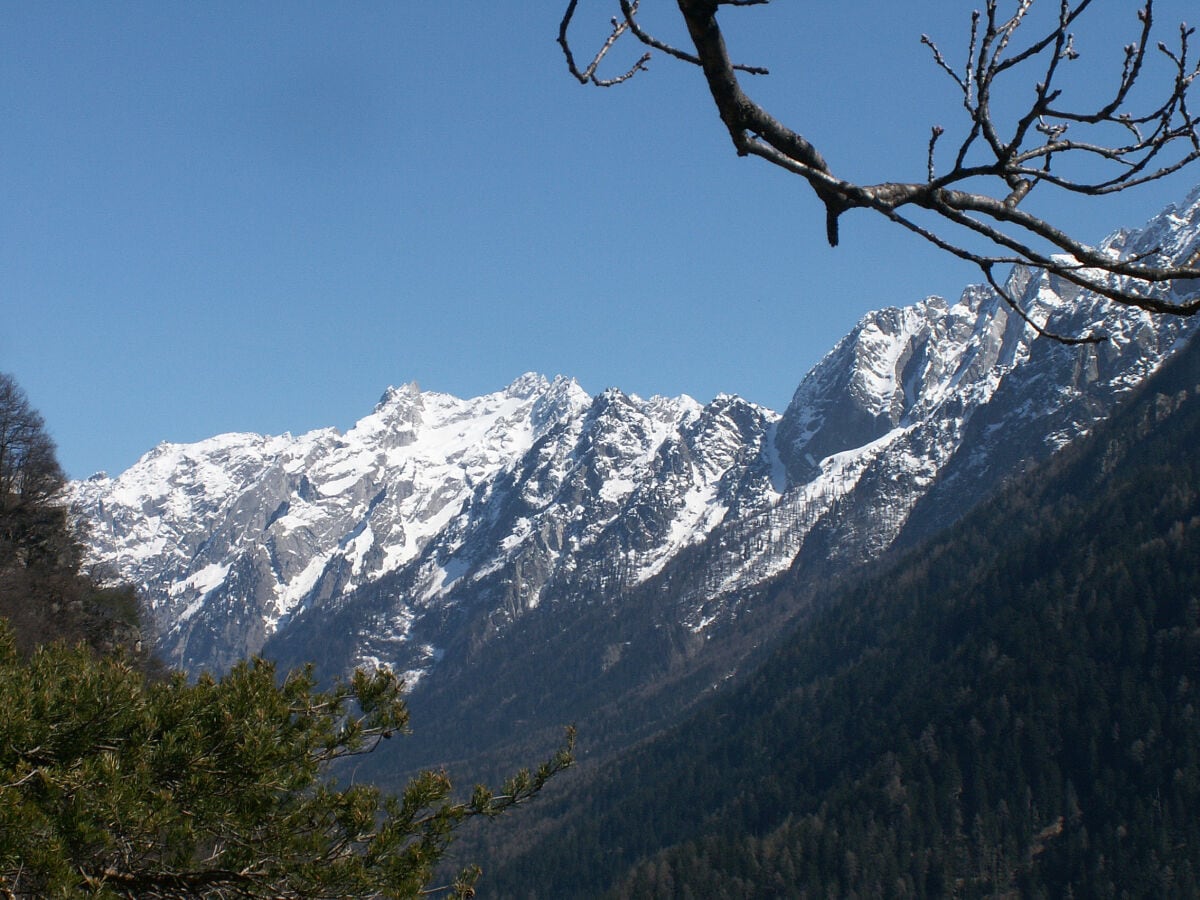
482, 239, 1200, 898
72, 186, 1200, 780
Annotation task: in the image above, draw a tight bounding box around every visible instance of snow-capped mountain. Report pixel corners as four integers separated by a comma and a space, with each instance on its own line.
76, 374, 595, 670
74, 188, 1200, 699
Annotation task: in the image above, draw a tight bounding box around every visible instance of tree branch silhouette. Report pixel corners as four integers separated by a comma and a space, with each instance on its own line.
559, 0, 1200, 340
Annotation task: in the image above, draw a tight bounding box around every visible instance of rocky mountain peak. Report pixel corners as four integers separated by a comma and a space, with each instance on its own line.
72, 188, 1200, 685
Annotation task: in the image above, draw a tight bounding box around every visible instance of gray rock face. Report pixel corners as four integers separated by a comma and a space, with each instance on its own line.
73, 188, 1200, 685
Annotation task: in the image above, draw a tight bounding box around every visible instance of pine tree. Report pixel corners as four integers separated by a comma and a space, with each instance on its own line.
0, 621, 573, 898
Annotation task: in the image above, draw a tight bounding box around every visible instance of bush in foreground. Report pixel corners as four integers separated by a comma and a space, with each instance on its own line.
0, 621, 572, 898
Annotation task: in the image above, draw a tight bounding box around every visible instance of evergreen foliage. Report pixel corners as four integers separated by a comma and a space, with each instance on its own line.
490, 337, 1200, 896
0, 621, 574, 898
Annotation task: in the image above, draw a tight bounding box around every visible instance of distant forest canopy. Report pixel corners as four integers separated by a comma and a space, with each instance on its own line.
486, 332, 1200, 896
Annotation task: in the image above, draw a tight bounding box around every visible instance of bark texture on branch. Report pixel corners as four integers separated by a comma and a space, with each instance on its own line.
560, 0, 1200, 341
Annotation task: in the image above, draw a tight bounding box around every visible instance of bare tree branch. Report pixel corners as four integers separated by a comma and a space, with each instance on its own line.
558, 0, 1200, 338
558, 0, 651, 86
558, 0, 768, 89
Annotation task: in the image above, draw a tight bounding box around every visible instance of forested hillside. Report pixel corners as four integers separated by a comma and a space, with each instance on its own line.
486, 333, 1200, 897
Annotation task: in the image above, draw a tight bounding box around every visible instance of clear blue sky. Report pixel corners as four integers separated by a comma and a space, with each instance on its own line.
4, 2, 1198, 479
